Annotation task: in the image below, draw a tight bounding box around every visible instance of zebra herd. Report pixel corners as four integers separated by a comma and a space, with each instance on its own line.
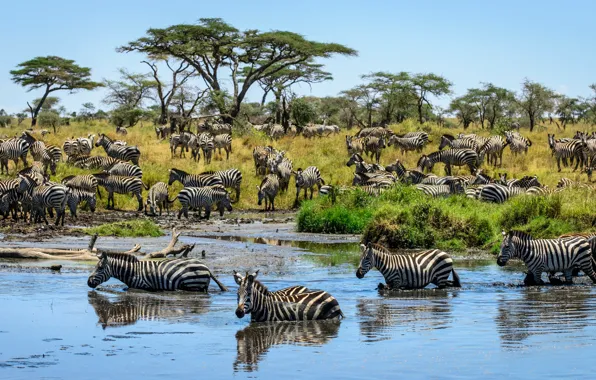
86, 229, 596, 323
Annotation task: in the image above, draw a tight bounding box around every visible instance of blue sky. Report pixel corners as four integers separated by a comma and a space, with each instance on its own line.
1, 0, 594, 114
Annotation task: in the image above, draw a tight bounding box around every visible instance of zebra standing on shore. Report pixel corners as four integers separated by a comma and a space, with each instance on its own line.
168, 168, 223, 188
92, 173, 147, 211
256, 175, 279, 211
497, 230, 596, 285
62, 174, 99, 195
234, 270, 344, 321
201, 168, 243, 202
177, 185, 232, 220
66, 188, 97, 218
293, 166, 325, 207
95, 134, 141, 165
268, 156, 293, 192
0, 132, 35, 172
145, 182, 174, 216
417, 149, 478, 175
88, 252, 228, 292
356, 243, 461, 290
30, 184, 70, 226
213, 134, 232, 160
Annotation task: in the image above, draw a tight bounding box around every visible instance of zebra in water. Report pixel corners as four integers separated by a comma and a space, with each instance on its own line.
177, 185, 232, 220
345, 135, 365, 155
167, 168, 223, 188
387, 135, 425, 155
417, 149, 478, 175
292, 166, 325, 207
145, 182, 174, 216
200, 168, 242, 202
66, 188, 96, 218
95, 134, 141, 165
233, 272, 308, 296
198, 133, 214, 164
213, 134, 232, 160
497, 230, 596, 285
92, 173, 147, 211
87, 252, 228, 292
256, 174, 279, 211
356, 242, 461, 290
108, 162, 143, 178
30, 184, 70, 226
478, 184, 527, 203
234, 270, 344, 321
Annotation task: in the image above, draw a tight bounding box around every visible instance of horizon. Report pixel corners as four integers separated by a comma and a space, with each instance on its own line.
1, 0, 595, 114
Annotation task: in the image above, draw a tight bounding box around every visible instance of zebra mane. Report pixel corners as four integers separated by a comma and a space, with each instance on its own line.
104, 252, 139, 263
442, 134, 455, 141
170, 168, 188, 176
251, 279, 271, 296
508, 230, 533, 240
369, 243, 421, 256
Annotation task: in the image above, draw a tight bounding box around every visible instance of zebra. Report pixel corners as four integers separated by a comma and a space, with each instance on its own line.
356, 242, 461, 290
234, 270, 344, 321
198, 133, 214, 164
438, 134, 477, 151
0, 132, 34, 172
29, 143, 57, 175
363, 136, 386, 163
269, 157, 293, 192
76, 134, 95, 155
269, 124, 284, 139
478, 136, 508, 167
387, 135, 425, 155
188, 133, 201, 162
256, 175, 279, 211
87, 252, 228, 292
346, 153, 375, 174
177, 185, 232, 220
293, 166, 325, 207
95, 134, 141, 165
145, 182, 174, 216
415, 179, 465, 197
548, 134, 586, 172
92, 173, 147, 211
70, 155, 121, 171
478, 184, 527, 203
357, 127, 392, 138
62, 174, 99, 195
198, 122, 232, 136
201, 168, 243, 202
169, 132, 193, 158
116, 126, 128, 135
497, 230, 596, 285
384, 159, 408, 181
253, 146, 270, 175
507, 175, 542, 189
30, 184, 70, 226
167, 168, 223, 188
345, 135, 365, 155
402, 131, 430, 144
417, 149, 478, 176
504, 131, 532, 156
213, 134, 232, 160
108, 162, 143, 178
62, 138, 79, 158
155, 125, 171, 140
66, 188, 97, 218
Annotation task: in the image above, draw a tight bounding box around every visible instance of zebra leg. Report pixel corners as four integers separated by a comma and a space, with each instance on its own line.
563, 269, 574, 285
548, 272, 564, 285
523, 272, 539, 286
557, 158, 562, 172
136, 193, 143, 211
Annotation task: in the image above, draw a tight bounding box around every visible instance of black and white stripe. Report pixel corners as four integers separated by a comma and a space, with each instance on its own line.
356, 243, 461, 289
177, 185, 232, 220
293, 166, 325, 206
417, 149, 478, 175
363, 136, 386, 163
269, 157, 293, 192
93, 173, 147, 211
108, 162, 143, 178
167, 168, 223, 188
478, 136, 508, 167
548, 134, 586, 172
213, 134, 232, 160
87, 252, 228, 291
0, 132, 35, 172
62, 174, 99, 194
69, 155, 121, 171
438, 134, 477, 151
415, 179, 465, 197
256, 175, 279, 211
234, 271, 343, 321
201, 168, 243, 202
478, 184, 526, 203
66, 188, 97, 218
388, 135, 425, 155
198, 133, 214, 164
345, 135, 365, 155
30, 184, 70, 226
497, 230, 596, 285
95, 134, 141, 165
145, 182, 174, 216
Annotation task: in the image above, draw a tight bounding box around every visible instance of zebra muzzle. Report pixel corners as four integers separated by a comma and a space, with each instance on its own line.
356, 269, 364, 279
235, 307, 245, 318
87, 277, 99, 288
496, 259, 507, 267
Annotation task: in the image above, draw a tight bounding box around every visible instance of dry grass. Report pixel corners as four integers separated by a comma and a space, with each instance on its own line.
0, 118, 594, 212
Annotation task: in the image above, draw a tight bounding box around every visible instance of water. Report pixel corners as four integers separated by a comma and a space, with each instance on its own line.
1, 237, 596, 379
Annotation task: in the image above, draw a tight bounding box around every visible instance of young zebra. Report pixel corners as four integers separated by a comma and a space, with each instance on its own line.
415, 179, 465, 197
292, 166, 325, 207
363, 136, 386, 163
478, 184, 527, 203
30, 184, 70, 226
29, 143, 57, 175
108, 162, 143, 178
345, 135, 365, 155
177, 185, 232, 220
201, 168, 243, 202
234, 270, 344, 321
66, 188, 97, 218
145, 182, 175, 216
169, 132, 193, 158
198, 133, 215, 164
417, 149, 478, 176
167, 168, 223, 188
213, 134, 232, 160
92, 173, 147, 211
256, 175, 280, 211
269, 157, 293, 192
95, 134, 141, 165
504, 131, 531, 156
388, 135, 425, 155
356, 242, 461, 290
497, 230, 596, 285
87, 252, 228, 292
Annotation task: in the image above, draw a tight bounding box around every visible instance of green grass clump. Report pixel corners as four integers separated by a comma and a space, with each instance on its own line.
83, 219, 163, 237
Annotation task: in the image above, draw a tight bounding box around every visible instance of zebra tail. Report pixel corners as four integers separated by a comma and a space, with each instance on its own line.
451, 268, 461, 288
142, 182, 149, 190
96, 187, 103, 200
209, 270, 229, 292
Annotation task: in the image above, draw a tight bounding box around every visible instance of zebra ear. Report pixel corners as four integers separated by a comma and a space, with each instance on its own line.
359, 244, 366, 253
248, 270, 259, 280
233, 270, 243, 285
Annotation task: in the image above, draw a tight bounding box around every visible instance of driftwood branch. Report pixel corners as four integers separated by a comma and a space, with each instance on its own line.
141, 228, 195, 259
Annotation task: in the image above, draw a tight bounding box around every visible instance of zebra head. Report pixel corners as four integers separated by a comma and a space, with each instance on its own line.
95, 133, 107, 147
346, 153, 363, 167
356, 243, 374, 279
497, 230, 518, 267
167, 169, 181, 186
88, 253, 112, 288
416, 155, 432, 172
235, 270, 259, 318
217, 192, 233, 216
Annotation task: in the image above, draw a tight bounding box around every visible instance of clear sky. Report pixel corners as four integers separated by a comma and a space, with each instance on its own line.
1, 0, 594, 114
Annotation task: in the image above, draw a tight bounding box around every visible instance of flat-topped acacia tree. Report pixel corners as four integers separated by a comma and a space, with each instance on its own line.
118, 18, 357, 124
10, 56, 102, 126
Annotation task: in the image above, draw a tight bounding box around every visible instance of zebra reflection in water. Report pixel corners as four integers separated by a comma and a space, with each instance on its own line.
87, 291, 211, 329
233, 321, 340, 372
357, 291, 453, 342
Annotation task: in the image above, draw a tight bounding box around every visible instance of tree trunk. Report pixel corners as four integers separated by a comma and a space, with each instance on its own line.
281, 96, 290, 133
417, 102, 424, 124
529, 114, 535, 132
274, 93, 282, 124
158, 104, 168, 125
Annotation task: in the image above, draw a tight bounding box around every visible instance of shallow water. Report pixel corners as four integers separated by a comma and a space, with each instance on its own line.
1, 237, 596, 379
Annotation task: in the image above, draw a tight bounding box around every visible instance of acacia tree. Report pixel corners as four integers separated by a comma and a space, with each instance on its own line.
363, 72, 415, 125
171, 84, 209, 132
10, 56, 101, 126
103, 69, 156, 108
484, 84, 515, 129
449, 95, 477, 129
142, 59, 195, 125
340, 84, 381, 128
516, 79, 556, 131
409, 73, 452, 124
118, 18, 357, 124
